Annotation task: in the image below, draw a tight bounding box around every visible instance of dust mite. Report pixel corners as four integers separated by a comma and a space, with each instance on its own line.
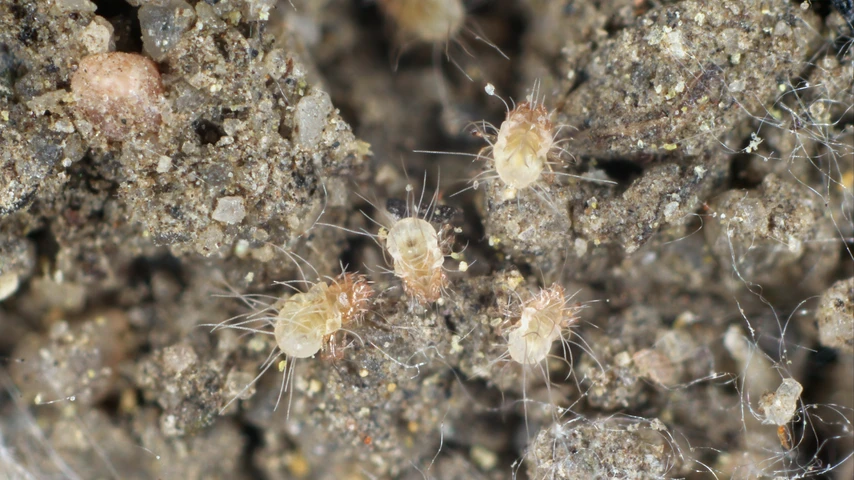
275, 272, 373, 358
491, 97, 554, 192
380, 197, 455, 304
211, 272, 372, 413
377, 0, 466, 45
453, 83, 616, 200
376, 0, 506, 73
507, 283, 581, 365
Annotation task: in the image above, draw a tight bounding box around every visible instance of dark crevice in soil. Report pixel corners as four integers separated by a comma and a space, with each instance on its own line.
27, 226, 59, 272
94, 0, 143, 53
796, 345, 840, 475
126, 253, 186, 292
594, 157, 645, 185
239, 421, 268, 480
194, 119, 227, 145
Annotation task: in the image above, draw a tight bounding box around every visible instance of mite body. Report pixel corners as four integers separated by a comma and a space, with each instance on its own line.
275, 273, 373, 358
317, 187, 455, 305
377, 0, 466, 45
424, 83, 614, 204
384, 217, 448, 304
471, 83, 606, 201
375, 0, 506, 77
492, 101, 554, 191
211, 271, 372, 413
507, 284, 580, 365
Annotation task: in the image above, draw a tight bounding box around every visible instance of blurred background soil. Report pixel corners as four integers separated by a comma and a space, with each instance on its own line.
1, 0, 852, 479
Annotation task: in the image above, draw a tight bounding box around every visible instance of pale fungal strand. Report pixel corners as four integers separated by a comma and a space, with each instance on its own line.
378, 0, 466, 44
384, 217, 447, 304
492, 101, 554, 191
508, 284, 579, 365
275, 273, 372, 358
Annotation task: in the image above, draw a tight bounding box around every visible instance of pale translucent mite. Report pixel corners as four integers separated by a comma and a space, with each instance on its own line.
450, 82, 615, 199
377, 0, 466, 45
382, 217, 447, 303
487, 282, 589, 435
275, 272, 373, 358
377, 192, 454, 304
376, 0, 506, 77
317, 183, 456, 305
506, 283, 581, 365
209, 271, 372, 413
489, 92, 554, 192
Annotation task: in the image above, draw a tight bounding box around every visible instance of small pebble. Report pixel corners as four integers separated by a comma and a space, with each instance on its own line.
294, 89, 333, 147
212, 196, 247, 225
71, 52, 164, 140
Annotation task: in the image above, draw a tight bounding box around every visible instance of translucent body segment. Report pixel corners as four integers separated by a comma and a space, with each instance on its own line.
493, 102, 554, 191
507, 284, 575, 365
273, 274, 372, 359
274, 282, 341, 358
508, 306, 562, 364
378, 0, 466, 43
385, 217, 446, 303
329, 272, 374, 323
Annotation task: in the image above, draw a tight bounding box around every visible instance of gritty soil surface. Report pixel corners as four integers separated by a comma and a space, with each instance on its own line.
1, 1, 852, 479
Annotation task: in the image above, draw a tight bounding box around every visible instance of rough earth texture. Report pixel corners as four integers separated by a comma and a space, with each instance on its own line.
1, 0, 852, 479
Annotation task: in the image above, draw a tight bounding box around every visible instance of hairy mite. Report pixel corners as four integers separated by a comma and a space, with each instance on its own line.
507, 283, 580, 365
452, 83, 616, 201
383, 216, 448, 304
318, 182, 456, 304
210, 271, 372, 413
275, 272, 373, 358
375, 0, 505, 78
377, 0, 466, 45
492, 100, 554, 191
